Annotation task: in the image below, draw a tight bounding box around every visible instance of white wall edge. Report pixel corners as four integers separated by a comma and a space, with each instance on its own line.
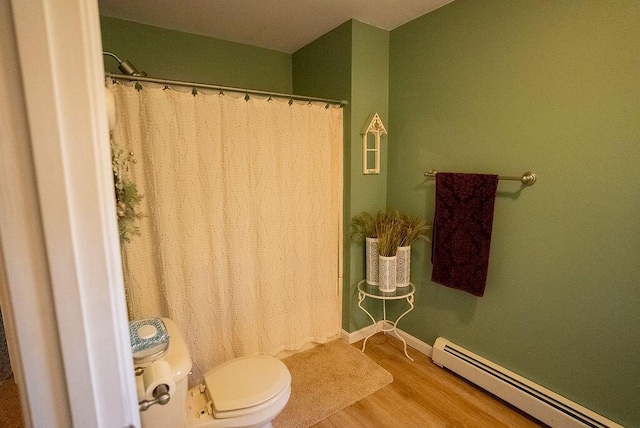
8, 0, 139, 426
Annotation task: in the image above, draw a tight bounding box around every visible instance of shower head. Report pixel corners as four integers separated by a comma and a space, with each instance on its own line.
103, 51, 147, 77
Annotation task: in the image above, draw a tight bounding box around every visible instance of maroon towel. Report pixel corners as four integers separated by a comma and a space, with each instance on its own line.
431, 173, 499, 297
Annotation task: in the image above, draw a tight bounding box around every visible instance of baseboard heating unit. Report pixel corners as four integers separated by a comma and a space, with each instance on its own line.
431, 338, 622, 428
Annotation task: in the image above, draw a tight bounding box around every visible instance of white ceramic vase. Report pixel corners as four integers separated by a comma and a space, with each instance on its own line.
366, 237, 379, 285
378, 255, 397, 292
396, 245, 411, 287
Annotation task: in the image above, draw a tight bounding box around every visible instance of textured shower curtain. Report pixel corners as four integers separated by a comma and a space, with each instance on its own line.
110, 82, 343, 383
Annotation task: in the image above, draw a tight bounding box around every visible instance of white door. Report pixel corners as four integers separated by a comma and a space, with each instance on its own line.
0, 0, 139, 426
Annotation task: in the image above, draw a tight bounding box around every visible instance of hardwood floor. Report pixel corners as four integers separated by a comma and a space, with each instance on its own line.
0, 376, 23, 428
0, 334, 545, 428
314, 333, 545, 428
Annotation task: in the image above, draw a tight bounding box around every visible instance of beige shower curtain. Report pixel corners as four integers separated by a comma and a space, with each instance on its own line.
110, 82, 343, 383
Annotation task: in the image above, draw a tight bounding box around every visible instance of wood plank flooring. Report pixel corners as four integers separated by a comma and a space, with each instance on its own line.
0, 334, 545, 428
314, 333, 546, 428
0, 376, 23, 428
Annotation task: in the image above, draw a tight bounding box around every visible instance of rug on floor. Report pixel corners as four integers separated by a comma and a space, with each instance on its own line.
273, 339, 393, 428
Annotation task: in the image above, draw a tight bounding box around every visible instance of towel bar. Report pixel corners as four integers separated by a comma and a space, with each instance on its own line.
424, 170, 537, 186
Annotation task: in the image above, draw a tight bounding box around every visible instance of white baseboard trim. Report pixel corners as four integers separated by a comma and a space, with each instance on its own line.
340, 324, 376, 344
341, 323, 433, 358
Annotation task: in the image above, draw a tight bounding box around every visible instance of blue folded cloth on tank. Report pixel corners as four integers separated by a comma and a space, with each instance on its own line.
129, 318, 169, 363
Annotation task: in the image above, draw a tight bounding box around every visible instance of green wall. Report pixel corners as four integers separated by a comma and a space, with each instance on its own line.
388, 1, 640, 425
293, 20, 389, 331
100, 16, 292, 92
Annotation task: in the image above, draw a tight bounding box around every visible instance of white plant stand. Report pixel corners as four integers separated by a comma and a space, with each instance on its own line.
357, 280, 416, 361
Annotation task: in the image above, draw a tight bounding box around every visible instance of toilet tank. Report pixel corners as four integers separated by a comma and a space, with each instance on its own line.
139, 318, 192, 428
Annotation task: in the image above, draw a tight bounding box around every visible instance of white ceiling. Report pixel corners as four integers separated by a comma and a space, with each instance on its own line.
98, 0, 454, 54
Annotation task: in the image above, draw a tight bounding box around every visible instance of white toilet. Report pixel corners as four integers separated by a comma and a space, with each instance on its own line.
135, 318, 291, 428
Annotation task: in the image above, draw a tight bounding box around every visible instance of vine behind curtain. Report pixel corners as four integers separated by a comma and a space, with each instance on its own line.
111, 83, 343, 384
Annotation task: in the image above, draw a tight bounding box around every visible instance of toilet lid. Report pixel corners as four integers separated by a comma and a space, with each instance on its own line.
204, 356, 290, 415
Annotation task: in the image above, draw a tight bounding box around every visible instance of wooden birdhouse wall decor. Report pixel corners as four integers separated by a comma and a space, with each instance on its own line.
361, 113, 387, 174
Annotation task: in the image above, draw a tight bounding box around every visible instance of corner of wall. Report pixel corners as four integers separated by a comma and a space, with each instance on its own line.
346, 21, 390, 332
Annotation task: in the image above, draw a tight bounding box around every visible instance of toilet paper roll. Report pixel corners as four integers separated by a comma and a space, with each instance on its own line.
142, 360, 176, 402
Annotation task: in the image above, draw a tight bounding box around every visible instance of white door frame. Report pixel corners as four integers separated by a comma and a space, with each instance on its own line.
0, 0, 139, 426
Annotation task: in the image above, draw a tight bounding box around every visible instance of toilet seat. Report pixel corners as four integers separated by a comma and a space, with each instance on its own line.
203, 356, 291, 419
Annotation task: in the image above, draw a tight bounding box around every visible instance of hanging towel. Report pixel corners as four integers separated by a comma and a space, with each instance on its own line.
431, 173, 499, 297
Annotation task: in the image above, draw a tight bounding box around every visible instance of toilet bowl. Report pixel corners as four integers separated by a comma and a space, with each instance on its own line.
136, 318, 291, 428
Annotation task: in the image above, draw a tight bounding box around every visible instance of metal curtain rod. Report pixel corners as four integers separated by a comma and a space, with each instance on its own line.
424, 169, 537, 186
106, 72, 348, 106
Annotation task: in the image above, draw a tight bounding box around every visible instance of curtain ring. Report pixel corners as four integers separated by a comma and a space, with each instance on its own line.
192, 87, 198, 96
